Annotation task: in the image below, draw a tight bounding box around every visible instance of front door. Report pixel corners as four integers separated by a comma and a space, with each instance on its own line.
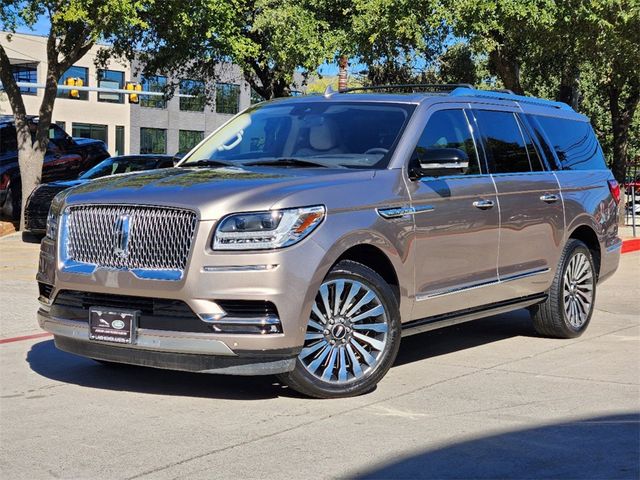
407, 106, 500, 321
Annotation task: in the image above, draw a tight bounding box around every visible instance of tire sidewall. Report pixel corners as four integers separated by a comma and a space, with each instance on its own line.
558, 241, 596, 336
287, 260, 401, 398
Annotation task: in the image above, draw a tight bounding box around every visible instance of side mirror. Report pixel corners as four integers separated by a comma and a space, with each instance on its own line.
410, 147, 469, 179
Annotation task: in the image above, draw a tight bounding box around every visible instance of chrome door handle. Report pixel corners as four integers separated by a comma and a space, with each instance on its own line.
472, 199, 495, 210
540, 194, 559, 203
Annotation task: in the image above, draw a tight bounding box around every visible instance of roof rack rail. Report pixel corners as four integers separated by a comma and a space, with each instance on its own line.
324, 83, 473, 96
450, 87, 572, 111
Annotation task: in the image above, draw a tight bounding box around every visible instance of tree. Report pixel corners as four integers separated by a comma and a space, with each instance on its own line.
131, 0, 336, 100
447, 0, 640, 183
0, 0, 146, 229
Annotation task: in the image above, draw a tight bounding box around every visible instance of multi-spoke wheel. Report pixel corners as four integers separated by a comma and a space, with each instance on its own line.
531, 239, 597, 338
280, 260, 401, 398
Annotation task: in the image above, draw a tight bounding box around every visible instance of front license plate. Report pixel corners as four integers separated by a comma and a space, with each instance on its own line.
89, 307, 138, 344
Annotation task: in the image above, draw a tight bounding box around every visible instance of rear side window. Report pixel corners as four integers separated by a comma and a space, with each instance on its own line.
474, 110, 542, 173
415, 109, 480, 175
536, 116, 606, 170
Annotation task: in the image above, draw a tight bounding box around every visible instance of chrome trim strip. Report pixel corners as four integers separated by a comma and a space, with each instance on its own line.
38, 310, 236, 356
205, 316, 281, 326
416, 267, 550, 301
377, 205, 434, 219
202, 264, 279, 273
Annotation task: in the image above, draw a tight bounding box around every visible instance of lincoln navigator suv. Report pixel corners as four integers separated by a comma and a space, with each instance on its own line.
37, 85, 622, 398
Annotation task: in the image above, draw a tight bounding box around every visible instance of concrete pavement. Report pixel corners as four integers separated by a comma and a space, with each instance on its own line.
0, 233, 638, 479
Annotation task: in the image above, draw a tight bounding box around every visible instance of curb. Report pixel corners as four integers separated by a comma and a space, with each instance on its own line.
621, 238, 640, 254
0, 221, 17, 237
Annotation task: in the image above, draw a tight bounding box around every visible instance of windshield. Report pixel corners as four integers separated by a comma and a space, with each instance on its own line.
80, 157, 158, 179
181, 101, 415, 169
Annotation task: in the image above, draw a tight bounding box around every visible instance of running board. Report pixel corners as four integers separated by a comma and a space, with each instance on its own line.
401, 293, 548, 337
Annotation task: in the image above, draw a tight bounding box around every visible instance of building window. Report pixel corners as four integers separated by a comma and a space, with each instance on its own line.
140, 127, 166, 154
115, 125, 125, 156
72, 123, 108, 145
140, 75, 167, 109
11, 62, 38, 95
98, 69, 125, 103
250, 87, 264, 105
178, 130, 204, 153
58, 66, 89, 100
215, 83, 240, 114
179, 79, 205, 112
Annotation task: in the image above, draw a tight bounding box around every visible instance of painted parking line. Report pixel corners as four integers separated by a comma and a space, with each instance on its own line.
0, 332, 52, 345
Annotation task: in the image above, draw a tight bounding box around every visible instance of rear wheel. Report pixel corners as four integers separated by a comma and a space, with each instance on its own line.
531, 239, 596, 338
279, 260, 401, 398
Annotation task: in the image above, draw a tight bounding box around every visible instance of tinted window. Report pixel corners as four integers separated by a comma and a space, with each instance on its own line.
536, 116, 606, 170
183, 102, 414, 169
414, 109, 480, 175
0, 126, 17, 154
475, 110, 535, 173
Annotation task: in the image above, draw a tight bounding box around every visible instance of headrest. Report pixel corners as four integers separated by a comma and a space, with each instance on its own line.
309, 120, 338, 151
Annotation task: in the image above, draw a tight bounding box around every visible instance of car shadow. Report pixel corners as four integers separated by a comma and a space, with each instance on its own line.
26, 309, 537, 400
353, 413, 640, 479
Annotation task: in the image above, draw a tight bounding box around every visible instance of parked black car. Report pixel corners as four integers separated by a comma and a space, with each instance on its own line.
0, 116, 110, 220
25, 154, 175, 232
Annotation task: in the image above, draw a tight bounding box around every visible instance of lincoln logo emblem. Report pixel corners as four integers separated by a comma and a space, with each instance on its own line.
113, 214, 131, 258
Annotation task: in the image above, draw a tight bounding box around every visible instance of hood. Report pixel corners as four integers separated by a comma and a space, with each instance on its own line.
61, 166, 376, 220
45, 179, 87, 189
72, 137, 107, 148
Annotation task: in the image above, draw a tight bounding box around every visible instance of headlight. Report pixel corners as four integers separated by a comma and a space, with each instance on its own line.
46, 209, 59, 240
213, 206, 325, 250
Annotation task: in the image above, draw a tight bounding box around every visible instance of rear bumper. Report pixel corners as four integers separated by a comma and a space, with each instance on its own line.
39, 308, 297, 375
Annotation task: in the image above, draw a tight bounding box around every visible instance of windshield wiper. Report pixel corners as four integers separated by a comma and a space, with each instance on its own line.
243, 158, 332, 168
181, 159, 235, 168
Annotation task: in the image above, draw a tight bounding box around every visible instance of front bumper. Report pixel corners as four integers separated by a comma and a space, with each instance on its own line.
39, 308, 297, 375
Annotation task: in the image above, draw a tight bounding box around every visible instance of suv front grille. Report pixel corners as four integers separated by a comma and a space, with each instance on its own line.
64, 205, 197, 271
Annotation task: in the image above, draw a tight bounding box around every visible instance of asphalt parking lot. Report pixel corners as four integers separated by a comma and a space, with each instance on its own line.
1, 232, 638, 480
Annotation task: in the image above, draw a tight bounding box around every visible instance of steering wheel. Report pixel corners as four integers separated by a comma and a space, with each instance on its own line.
364, 148, 389, 155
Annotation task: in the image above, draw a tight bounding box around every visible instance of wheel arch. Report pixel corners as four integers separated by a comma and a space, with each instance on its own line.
568, 224, 601, 278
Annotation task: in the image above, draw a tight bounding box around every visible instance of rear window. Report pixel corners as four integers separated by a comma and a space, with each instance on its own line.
535, 116, 606, 170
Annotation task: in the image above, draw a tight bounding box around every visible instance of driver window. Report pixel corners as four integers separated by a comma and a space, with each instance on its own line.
414, 110, 480, 175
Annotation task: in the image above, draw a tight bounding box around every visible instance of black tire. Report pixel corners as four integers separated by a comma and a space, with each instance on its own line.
530, 239, 596, 338
279, 260, 401, 399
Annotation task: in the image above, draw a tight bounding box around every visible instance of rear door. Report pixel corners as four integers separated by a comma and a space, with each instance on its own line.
471, 108, 563, 297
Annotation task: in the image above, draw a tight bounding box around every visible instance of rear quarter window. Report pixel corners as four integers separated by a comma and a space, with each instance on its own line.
535, 116, 606, 170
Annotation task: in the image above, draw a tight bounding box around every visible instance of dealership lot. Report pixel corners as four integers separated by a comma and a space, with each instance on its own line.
1, 232, 638, 479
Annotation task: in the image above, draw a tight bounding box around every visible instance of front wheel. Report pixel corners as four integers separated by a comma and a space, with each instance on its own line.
531, 239, 596, 338
279, 260, 401, 398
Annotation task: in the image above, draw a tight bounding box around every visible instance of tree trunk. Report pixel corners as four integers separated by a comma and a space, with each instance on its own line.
557, 64, 580, 109
608, 82, 639, 184
488, 48, 524, 95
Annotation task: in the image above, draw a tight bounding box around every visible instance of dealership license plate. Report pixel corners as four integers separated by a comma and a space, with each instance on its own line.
89, 307, 138, 344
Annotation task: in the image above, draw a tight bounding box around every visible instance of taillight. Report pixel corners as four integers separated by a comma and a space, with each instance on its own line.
0, 173, 9, 190
608, 179, 620, 204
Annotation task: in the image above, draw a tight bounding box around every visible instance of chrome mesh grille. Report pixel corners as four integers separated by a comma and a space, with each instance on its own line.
65, 205, 198, 271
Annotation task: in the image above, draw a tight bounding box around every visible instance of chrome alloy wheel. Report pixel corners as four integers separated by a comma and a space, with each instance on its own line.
562, 252, 594, 328
300, 279, 389, 384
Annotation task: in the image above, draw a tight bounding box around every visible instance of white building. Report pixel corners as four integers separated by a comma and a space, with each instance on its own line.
0, 31, 257, 156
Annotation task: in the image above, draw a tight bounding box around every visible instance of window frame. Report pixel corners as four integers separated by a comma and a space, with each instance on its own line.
10, 62, 38, 96
140, 127, 167, 154
57, 66, 89, 101
140, 75, 168, 109
71, 123, 108, 146
472, 107, 547, 175
97, 69, 125, 104
406, 106, 487, 179
215, 83, 240, 115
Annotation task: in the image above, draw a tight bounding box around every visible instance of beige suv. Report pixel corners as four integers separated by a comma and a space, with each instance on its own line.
37, 85, 622, 398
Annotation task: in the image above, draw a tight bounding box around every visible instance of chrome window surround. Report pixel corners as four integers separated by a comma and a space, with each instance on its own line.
59, 204, 198, 281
